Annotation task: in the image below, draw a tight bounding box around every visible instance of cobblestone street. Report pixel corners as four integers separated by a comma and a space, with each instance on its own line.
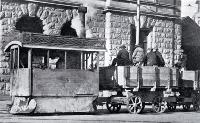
1, 100, 200, 123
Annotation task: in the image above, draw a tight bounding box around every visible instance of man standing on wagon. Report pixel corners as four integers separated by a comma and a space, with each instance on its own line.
111, 44, 130, 66
143, 45, 165, 67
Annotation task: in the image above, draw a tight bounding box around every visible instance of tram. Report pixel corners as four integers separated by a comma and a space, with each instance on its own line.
4, 32, 106, 114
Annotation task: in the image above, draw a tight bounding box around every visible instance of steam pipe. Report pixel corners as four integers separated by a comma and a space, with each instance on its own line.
78, 6, 87, 38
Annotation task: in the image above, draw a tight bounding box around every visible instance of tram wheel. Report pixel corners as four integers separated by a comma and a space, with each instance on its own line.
127, 95, 144, 114
106, 97, 121, 113
152, 96, 167, 113
167, 103, 176, 111
182, 103, 190, 111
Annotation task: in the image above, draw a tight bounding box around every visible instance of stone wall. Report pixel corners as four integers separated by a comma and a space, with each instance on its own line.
86, 9, 105, 66
105, 13, 182, 66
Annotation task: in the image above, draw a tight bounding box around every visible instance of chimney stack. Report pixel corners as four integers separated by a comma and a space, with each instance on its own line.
78, 6, 87, 38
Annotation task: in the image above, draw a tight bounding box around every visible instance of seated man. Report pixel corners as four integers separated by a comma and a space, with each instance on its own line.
111, 44, 130, 66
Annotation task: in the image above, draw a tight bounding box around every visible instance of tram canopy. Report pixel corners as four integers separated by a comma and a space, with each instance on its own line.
4, 32, 106, 52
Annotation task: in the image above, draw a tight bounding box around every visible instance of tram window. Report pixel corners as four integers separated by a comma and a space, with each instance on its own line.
10, 48, 19, 69
10, 50, 14, 69
66, 51, 81, 69
32, 49, 47, 69
19, 48, 28, 68
49, 50, 65, 69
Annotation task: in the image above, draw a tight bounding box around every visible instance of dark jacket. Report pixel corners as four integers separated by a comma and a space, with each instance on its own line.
115, 48, 130, 66
144, 50, 157, 66
144, 50, 165, 67
155, 50, 165, 67
117, 48, 129, 60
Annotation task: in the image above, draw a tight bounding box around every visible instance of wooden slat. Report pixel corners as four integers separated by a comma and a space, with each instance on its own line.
126, 66, 138, 87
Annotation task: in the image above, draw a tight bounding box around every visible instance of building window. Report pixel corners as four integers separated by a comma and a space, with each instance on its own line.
15, 15, 43, 33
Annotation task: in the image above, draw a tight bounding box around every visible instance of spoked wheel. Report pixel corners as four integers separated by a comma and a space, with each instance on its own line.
106, 97, 121, 113
127, 95, 144, 114
167, 102, 176, 112
152, 96, 167, 113
193, 102, 199, 111
193, 95, 199, 111
182, 103, 191, 111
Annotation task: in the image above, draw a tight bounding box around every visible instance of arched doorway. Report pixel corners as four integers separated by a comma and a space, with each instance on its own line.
60, 21, 77, 37
15, 15, 43, 33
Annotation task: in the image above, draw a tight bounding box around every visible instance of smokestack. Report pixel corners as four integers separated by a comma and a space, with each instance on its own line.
78, 6, 87, 38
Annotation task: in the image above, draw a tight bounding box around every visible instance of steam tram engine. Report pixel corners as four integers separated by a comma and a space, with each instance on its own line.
4, 32, 105, 114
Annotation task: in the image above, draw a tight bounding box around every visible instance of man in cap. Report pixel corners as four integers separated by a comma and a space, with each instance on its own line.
111, 44, 130, 66
132, 44, 144, 66
143, 45, 165, 67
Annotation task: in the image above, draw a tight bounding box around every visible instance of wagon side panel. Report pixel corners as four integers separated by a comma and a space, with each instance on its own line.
141, 66, 157, 87
158, 67, 171, 87
99, 67, 117, 90
182, 71, 197, 88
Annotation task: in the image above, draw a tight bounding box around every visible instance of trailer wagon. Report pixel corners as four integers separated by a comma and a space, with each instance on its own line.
98, 66, 200, 114
4, 32, 106, 114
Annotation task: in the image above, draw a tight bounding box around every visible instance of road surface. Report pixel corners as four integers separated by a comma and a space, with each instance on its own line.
1, 103, 200, 123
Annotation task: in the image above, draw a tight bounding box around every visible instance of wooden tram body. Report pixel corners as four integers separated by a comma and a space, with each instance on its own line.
98, 66, 200, 113
4, 32, 105, 114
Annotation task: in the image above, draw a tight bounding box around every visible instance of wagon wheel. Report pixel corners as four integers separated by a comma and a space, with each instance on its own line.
127, 95, 144, 114
167, 102, 176, 111
152, 96, 167, 113
182, 103, 190, 111
106, 97, 121, 113
193, 102, 199, 111
193, 95, 199, 111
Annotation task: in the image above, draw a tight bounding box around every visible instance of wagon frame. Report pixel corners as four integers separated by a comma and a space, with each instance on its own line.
98, 66, 200, 114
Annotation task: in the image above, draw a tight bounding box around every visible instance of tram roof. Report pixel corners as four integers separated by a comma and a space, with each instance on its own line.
4, 32, 106, 52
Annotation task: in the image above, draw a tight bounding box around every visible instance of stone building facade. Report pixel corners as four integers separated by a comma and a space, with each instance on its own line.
0, 0, 182, 95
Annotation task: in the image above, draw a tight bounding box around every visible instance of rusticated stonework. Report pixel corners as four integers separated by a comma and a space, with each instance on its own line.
105, 13, 182, 67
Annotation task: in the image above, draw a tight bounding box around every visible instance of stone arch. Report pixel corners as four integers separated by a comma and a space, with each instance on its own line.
60, 21, 77, 37
133, 15, 157, 29
15, 15, 43, 33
